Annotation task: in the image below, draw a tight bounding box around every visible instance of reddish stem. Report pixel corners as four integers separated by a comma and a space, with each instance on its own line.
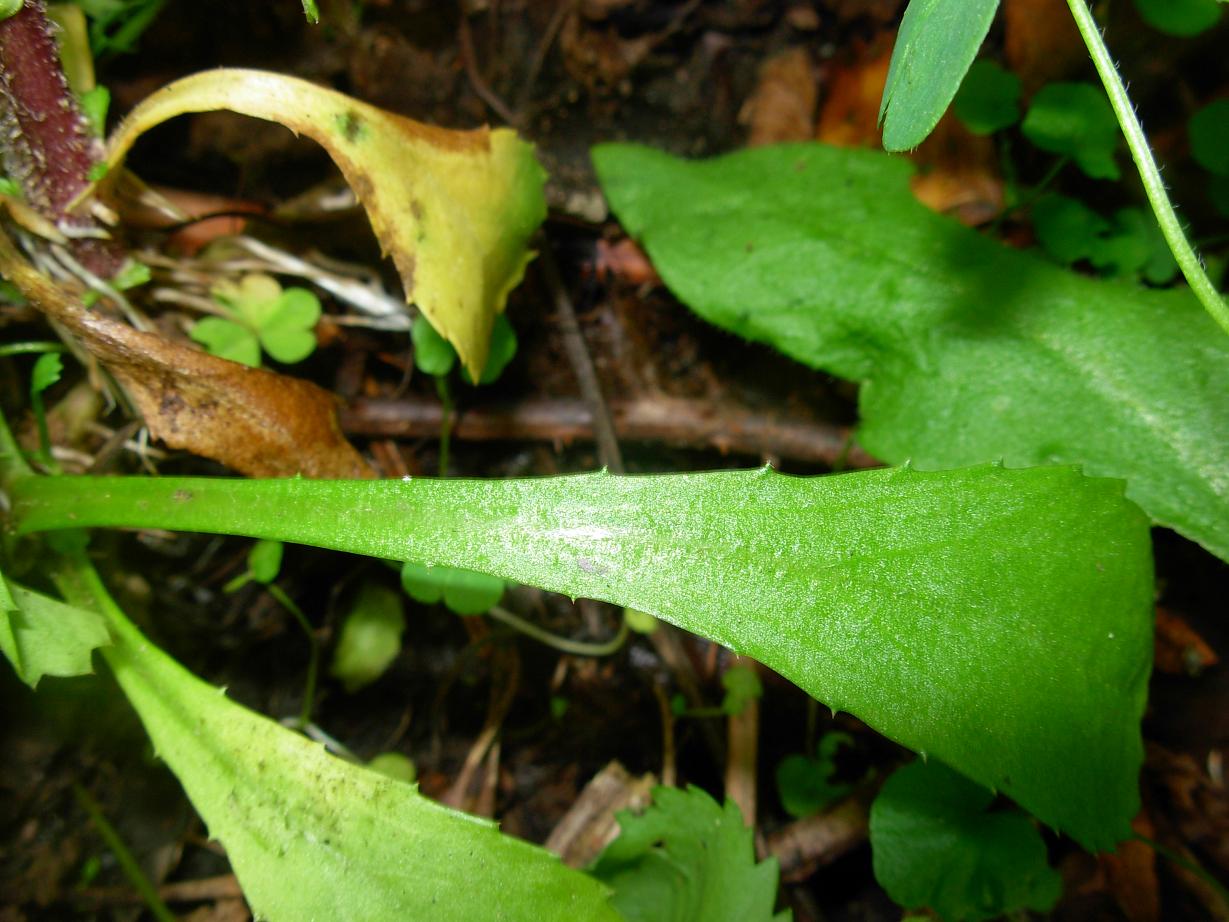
0, 0, 124, 277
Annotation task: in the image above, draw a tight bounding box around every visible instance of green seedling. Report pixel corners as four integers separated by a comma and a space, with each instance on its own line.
401, 559, 504, 616
1021, 82, 1120, 180
29, 351, 63, 469
412, 312, 518, 385
952, 59, 1021, 135
329, 580, 405, 693
1132, 0, 1223, 36
719, 665, 762, 717
776, 732, 856, 819
192, 273, 321, 368
870, 760, 1062, 922
1033, 195, 1177, 283
590, 785, 790, 922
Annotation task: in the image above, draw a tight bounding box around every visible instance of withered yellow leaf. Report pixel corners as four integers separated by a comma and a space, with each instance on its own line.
101, 69, 546, 379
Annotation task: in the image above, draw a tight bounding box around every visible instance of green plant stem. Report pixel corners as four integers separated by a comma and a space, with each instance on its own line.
488, 603, 628, 657
1065, 0, 1229, 336
0, 341, 64, 357
72, 784, 177, 922
435, 375, 452, 477
266, 582, 319, 728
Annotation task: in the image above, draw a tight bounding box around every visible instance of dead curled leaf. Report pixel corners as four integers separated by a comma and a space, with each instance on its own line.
97, 68, 547, 380
0, 228, 371, 479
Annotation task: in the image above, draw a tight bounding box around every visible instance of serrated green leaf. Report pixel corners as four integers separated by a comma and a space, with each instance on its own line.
30, 352, 63, 396
952, 59, 1021, 135
401, 560, 504, 615
1132, 0, 1223, 36
330, 581, 405, 692
870, 760, 1062, 922
56, 567, 618, 921
0, 579, 110, 689
592, 141, 1229, 565
720, 665, 762, 716
248, 539, 283, 584
1190, 99, 1229, 176
879, 0, 1001, 151
411, 315, 457, 376
1022, 82, 1120, 179
591, 785, 790, 922
776, 732, 855, 819
190, 316, 261, 367
12, 463, 1155, 849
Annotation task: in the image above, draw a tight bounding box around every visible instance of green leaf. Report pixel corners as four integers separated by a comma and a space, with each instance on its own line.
190, 316, 261, 367
870, 760, 1062, 922
0, 579, 110, 689
952, 60, 1021, 135
100, 68, 547, 380
257, 288, 321, 365
411, 315, 457, 376
776, 732, 855, 819
12, 464, 1156, 850
1033, 197, 1176, 284
720, 665, 763, 716
1021, 82, 1120, 179
79, 85, 112, 138
330, 581, 405, 693
401, 560, 504, 615
248, 539, 283, 584
112, 258, 151, 291
0, 0, 21, 20
474, 313, 518, 385
879, 0, 1001, 151
301, 0, 320, 23
64, 568, 619, 920
592, 142, 1229, 564
1189, 99, 1229, 176
1132, 0, 1223, 36
1032, 193, 1109, 265
590, 785, 790, 922
30, 352, 63, 396
367, 752, 416, 783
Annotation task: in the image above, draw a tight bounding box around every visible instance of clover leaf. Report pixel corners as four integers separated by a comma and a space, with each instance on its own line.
192, 273, 321, 368
1022, 82, 1120, 180
953, 60, 1022, 136
412, 313, 517, 384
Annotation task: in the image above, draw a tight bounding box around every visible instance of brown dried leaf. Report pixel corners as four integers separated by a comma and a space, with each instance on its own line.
1003, 0, 1087, 95
1154, 606, 1219, 675
1099, 811, 1160, 922
0, 228, 370, 479
740, 47, 818, 147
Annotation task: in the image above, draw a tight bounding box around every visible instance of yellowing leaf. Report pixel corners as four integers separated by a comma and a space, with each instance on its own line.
100, 69, 546, 379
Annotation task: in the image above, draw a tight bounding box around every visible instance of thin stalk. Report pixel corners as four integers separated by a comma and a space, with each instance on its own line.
434, 374, 452, 477
487, 603, 628, 657
266, 581, 319, 728
0, 341, 64, 357
1065, 0, 1229, 336
72, 784, 177, 922
1133, 833, 1229, 912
